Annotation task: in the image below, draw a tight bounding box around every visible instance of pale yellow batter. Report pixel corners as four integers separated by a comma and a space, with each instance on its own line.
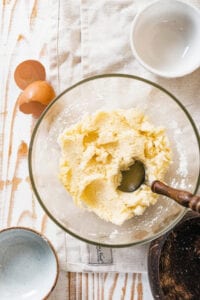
58, 109, 171, 225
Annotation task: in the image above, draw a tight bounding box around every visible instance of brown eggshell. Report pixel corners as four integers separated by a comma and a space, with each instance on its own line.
14, 60, 46, 90
18, 80, 55, 106
18, 100, 47, 118
17, 80, 55, 118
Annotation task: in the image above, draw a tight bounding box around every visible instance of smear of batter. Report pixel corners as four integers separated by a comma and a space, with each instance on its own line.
58, 109, 171, 225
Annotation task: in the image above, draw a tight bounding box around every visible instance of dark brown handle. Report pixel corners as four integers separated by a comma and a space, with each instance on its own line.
151, 180, 200, 213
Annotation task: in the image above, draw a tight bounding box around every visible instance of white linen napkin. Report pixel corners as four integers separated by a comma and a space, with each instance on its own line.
48, 0, 200, 273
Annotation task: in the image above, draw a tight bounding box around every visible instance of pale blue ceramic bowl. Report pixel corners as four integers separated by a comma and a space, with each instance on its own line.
0, 227, 59, 300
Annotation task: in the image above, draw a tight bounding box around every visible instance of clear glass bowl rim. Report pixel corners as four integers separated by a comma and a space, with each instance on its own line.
28, 74, 200, 248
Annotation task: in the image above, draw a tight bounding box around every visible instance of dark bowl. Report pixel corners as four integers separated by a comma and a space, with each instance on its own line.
148, 211, 200, 300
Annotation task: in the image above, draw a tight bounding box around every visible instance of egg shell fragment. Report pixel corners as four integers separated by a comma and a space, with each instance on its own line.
17, 80, 55, 118
14, 60, 46, 90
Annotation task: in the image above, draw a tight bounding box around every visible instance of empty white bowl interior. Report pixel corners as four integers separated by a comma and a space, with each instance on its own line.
0, 229, 57, 300
131, 0, 200, 76
30, 76, 200, 246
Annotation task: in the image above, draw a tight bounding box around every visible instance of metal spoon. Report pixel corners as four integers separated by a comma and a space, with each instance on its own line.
118, 160, 200, 213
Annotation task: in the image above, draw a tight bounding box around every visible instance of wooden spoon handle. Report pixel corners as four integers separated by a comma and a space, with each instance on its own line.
151, 180, 200, 213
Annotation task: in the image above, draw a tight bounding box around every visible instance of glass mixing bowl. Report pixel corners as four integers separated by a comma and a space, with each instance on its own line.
29, 74, 200, 247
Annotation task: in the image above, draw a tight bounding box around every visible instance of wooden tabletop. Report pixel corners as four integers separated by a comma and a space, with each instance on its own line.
0, 1, 152, 299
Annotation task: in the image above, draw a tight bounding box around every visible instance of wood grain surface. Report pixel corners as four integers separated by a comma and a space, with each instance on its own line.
0, 1, 152, 299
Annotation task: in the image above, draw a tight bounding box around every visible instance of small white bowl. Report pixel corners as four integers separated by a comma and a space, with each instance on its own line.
0, 227, 59, 300
130, 0, 200, 78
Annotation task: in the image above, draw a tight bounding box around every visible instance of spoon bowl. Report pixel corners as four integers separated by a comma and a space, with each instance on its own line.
118, 161, 145, 192
119, 161, 200, 213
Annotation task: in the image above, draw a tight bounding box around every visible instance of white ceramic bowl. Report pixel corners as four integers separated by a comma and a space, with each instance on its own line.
130, 0, 200, 78
0, 228, 59, 300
